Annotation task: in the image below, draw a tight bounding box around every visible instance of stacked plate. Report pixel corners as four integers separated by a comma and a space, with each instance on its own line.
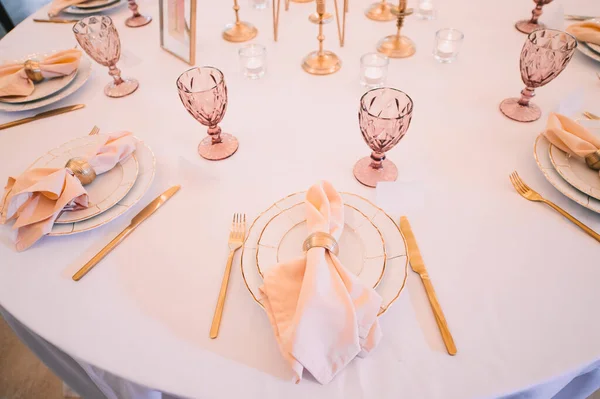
241, 191, 409, 316
0, 52, 92, 113
534, 120, 600, 213
63, 0, 126, 15
575, 19, 600, 63
27, 134, 156, 236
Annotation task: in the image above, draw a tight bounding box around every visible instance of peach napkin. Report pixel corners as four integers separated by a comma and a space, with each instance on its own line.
566, 20, 600, 46
48, 0, 90, 16
0, 132, 136, 251
0, 49, 82, 98
259, 181, 382, 384
543, 113, 600, 160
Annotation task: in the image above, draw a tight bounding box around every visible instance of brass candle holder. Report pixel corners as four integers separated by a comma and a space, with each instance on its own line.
365, 0, 398, 22
223, 0, 258, 42
376, 0, 415, 58
302, 0, 341, 75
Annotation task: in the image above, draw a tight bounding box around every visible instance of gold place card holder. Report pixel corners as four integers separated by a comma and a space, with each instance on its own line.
159, 0, 197, 65
377, 0, 415, 58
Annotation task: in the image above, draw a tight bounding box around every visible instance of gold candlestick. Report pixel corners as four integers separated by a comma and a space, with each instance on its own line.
376, 0, 415, 58
302, 0, 341, 75
223, 0, 258, 42
365, 0, 398, 21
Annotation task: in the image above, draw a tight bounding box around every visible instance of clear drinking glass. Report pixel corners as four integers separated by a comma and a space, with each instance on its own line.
515, 0, 553, 34
73, 16, 139, 98
250, 0, 269, 10
353, 88, 414, 188
239, 44, 267, 79
360, 53, 389, 88
176, 67, 239, 161
500, 29, 577, 123
416, 0, 435, 20
433, 28, 464, 63
125, 0, 152, 28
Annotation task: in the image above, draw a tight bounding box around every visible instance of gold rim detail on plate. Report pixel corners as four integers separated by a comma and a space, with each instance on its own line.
240, 191, 409, 316
548, 143, 600, 202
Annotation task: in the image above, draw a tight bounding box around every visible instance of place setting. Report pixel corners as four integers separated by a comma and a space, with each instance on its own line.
566, 17, 600, 63
38, 0, 151, 27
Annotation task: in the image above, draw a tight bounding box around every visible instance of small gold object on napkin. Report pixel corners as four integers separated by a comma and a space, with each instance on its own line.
542, 113, 600, 171
0, 132, 136, 251
259, 181, 382, 384
0, 49, 82, 98
566, 20, 600, 46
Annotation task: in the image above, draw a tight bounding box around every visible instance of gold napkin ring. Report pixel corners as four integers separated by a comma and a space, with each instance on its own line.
24, 60, 43, 83
65, 157, 96, 185
302, 232, 340, 256
585, 150, 600, 171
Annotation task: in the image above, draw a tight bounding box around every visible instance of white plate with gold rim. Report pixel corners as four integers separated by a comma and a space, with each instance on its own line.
241, 192, 408, 316
27, 135, 139, 224
74, 0, 120, 10
48, 137, 155, 236
64, 0, 126, 14
0, 56, 92, 113
534, 135, 600, 213
256, 201, 387, 289
549, 144, 600, 201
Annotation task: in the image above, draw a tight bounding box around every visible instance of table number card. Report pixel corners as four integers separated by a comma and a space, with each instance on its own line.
159, 0, 196, 65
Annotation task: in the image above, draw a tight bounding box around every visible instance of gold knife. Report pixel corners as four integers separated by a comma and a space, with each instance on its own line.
33, 18, 80, 23
72, 185, 181, 281
400, 216, 457, 356
583, 111, 600, 120
564, 15, 595, 21
0, 104, 85, 131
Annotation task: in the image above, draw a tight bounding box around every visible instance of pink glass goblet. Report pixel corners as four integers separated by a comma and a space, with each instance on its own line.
500, 29, 577, 123
176, 67, 239, 161
515, 0, 553, 34
353, 87, 413, 188
125, 0, 152, 28
73, 16, 139, 98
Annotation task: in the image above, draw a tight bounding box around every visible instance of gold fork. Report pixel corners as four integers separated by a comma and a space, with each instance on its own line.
210, 213, 246, 339
89, 125, 99, 135
583, 111, 600, 120
509, 172, 600, 242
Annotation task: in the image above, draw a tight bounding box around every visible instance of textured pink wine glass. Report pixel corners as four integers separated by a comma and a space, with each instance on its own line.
353, 88, 413, 188
73, 16, 139, 98
500, 29, 577, 123
515, 0, 553, 34
125, 0, 152, 28
176, 67, 239, 161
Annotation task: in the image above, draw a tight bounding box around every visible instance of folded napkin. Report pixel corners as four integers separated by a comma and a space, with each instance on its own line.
48, 0, 89, 16
0, 49, 82, 98
0, 132, 136, 251
259, 181, 383, 384
543, 113, 600, 160
566, 20, 600, 46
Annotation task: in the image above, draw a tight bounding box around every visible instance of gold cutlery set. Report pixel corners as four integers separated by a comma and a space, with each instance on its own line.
0, 104, 85, 131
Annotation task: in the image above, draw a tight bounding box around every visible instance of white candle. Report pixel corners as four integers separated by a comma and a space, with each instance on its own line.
437, 41, 454, 55
363, 67, 384, 85
245, 57, 264, 74
419, 1, 433, 11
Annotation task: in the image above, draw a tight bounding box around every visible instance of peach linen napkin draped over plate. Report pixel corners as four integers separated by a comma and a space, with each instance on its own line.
0, 49, 82, 98
566, 20, 600, 46
0, 132, 137, 251
259, 181, 383, 384
543, 113, 600, 175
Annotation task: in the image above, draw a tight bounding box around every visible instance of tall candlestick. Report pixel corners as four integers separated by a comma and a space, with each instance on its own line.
301, 0, 341, 75
376, 0, 416, 58
223, 0, 258, 42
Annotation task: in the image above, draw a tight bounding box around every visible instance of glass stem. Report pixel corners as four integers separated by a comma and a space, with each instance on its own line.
108, 64, 124, 85
529, 1, 543, 24
518, 86, 535, 107
370, 151, 386, 169
207, 125, 223, 144
128, 0, 141, 17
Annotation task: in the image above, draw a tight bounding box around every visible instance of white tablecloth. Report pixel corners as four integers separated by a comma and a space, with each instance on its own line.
0, 0, 599, 398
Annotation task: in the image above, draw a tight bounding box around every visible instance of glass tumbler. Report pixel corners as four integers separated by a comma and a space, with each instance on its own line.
433, 28, 464, 63
239, 44, 267, 79
360, 53, 389, 88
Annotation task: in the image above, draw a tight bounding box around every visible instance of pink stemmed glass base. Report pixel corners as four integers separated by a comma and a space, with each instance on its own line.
499, 97, 541, 122
515, 20, 545, 34
198, 133, 239, 161
125, 14, 152, 28
104, 78, 139, 98
353, 157, 398, 188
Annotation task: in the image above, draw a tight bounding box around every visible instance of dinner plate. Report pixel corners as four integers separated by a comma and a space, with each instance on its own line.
576, 41, 600, 63
47, 137, 155, 236
588, 42, 600, 54
0, 56, 92, 113
534, 135, 600, 213
549, 145, 600, 201
241, 192, 408, 316
256, 201, 387, 289
27, 135, 139, 224
74, 0, 120, 10
64, 0, 126, 14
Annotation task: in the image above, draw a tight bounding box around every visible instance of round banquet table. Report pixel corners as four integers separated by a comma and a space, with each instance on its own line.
1, 0, 600, 398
